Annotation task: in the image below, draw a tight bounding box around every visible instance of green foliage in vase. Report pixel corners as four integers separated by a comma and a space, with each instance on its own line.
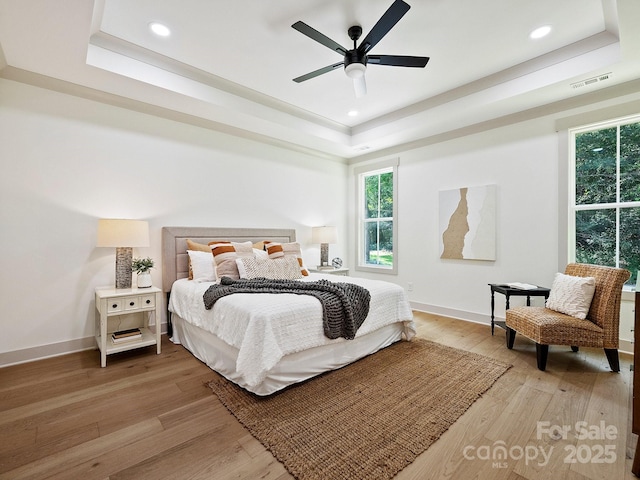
132, 257, 154, 274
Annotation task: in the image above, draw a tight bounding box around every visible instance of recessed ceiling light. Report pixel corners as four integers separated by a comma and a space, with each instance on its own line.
149, 22, 171, 37
530, 25, 551, 39
348, 110, 358, 117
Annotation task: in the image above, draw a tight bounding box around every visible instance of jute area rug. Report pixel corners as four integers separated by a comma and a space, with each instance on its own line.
207, 338, 510, 480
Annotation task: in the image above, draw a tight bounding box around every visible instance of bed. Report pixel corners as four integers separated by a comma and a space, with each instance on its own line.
162, 226, 415, 396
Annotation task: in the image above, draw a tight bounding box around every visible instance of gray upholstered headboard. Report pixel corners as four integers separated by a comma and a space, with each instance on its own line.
161, 226, 297, 293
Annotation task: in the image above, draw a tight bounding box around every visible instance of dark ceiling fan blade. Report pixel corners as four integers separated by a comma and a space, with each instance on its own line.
292, 21, 347, 55
357, 0, 411, 55
293, 62, 344, 83
367, 55, 429, 67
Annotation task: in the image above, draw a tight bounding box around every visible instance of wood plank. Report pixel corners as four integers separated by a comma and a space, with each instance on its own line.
568, 370, 630, 480
0, 418, 164, 480
0, 312, 633, 480
56, 399, 237, 479
0, 355, 201, 426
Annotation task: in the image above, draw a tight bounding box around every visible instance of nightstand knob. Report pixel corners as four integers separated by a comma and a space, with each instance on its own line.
146, 299, 151, 304
129, 301, 135, 306
112, 304, 118, 309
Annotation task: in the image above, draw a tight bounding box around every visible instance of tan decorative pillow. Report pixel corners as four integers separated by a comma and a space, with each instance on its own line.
209, 241, 254, 280
236, 256, 303, 280
546, 273, 596, 320
265, 241, 309, 276
265, 242, 284, 259
186, 239, 212, 280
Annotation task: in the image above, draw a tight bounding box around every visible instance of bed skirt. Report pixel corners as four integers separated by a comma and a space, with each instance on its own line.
170, 313, 406, 396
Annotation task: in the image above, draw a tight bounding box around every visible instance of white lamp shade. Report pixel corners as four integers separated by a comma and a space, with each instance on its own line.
96, 219, 149, 247
311, 226, 337, 244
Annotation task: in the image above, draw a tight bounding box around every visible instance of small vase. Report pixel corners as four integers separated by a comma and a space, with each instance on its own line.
137, 272, 152, 288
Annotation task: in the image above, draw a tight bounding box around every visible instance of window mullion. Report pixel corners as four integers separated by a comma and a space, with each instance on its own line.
377, 174, 381, 259
615, 126, 620, 268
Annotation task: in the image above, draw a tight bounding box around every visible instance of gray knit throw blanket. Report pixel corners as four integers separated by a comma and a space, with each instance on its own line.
203, 277, 371, 340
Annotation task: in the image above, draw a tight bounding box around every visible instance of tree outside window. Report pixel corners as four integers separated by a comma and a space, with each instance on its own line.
356, 159, 398, 274
364, 171, 394, 266
572, 119, 640, 286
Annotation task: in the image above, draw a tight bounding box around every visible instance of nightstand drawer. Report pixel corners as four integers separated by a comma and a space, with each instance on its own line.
122, 294, 156, 311
124, 296, 141, 311
140, 294, 155, 308
99, 292, 157, 315
107, 299, 123, 313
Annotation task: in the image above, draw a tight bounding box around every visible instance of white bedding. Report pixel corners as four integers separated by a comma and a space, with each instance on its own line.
168, 273, 415, 388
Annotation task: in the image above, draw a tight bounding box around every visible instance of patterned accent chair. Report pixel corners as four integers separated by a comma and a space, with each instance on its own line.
505, 264, 630, 372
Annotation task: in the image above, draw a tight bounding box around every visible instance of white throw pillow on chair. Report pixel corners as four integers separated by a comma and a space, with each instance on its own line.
545, 272, 596, 320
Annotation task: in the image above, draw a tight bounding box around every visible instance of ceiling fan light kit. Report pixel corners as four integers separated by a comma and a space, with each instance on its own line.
345, 62, 366, 79
291, 0, 429, 97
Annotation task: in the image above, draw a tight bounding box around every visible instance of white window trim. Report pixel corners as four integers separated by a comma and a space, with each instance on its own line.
557, 103, 640, 270
354, 158, 399, 275
568, 114, 640, 269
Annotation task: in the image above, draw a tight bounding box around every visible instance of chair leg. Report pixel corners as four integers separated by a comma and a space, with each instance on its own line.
506, 327, 516, 349
604, 349, 620, 372
536, 343, 549, 371
571, 346, 579, 352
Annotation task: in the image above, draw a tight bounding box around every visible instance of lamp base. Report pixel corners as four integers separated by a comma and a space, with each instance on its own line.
320, 242, 329, 268
115, 247, 133, 289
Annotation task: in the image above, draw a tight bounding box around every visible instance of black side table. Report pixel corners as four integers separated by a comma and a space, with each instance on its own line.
488, 284, 551, 335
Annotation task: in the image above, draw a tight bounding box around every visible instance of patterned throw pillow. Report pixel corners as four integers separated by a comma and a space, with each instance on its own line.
264, 241, 309, 276
236, 256, 303, 280
545, 273, 596, 320
209, 241, 254, 280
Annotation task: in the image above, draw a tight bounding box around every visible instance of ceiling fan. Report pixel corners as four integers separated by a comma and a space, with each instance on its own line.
291, 0, 429, 98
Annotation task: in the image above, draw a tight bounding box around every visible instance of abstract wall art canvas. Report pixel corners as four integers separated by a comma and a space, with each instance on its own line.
439, 185, 496, 261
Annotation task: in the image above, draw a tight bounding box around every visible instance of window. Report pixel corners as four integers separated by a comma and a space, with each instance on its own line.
569, 116, 640, 286
355, 159, 398, 274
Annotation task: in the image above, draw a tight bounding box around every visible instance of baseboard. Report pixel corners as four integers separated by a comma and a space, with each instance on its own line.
619, 339, 633, 356
410, 301, 634, 356
1, 311, 632, 368
0, 336, 97, 367
0, 323, 167, 368
410, 301, 491, 326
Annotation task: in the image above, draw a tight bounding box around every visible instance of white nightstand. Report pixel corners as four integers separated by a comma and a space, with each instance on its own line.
94, 286, 162, 367
308, 267, 350, 276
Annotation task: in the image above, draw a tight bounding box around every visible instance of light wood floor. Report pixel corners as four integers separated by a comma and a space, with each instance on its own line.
0, 312, 636, 480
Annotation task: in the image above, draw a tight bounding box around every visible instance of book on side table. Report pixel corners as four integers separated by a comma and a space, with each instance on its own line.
504, 282, 539, 290
111, 328, 142, 344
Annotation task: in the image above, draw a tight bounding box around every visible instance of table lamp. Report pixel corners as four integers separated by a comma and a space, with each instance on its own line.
97, 219, 150, 288
311, 226, 337, 269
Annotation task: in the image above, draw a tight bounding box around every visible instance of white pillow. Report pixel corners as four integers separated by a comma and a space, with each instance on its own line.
187, 250, 216, 282
236, 256, 303, 280
253, 248, 268, 259
545, 273, 596, 320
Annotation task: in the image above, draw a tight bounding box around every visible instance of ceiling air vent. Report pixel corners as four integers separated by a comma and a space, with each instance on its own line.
571, 72, 612, 90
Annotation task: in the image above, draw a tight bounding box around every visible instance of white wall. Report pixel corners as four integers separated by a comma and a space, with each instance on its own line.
348, 90, 640, 348
0, 78, 347, 363
2, 76, 639, 364
349, 119, 557, 321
